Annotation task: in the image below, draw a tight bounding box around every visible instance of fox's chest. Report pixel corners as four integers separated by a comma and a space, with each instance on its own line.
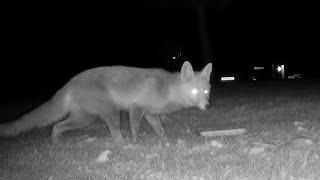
141, 101, 185, 114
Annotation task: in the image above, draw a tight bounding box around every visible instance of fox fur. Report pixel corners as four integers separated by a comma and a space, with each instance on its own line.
0, 61, 212, 143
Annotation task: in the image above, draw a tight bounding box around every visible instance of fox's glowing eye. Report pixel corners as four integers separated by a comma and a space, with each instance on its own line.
191, 88, 198, 95
204, 90, 209, 94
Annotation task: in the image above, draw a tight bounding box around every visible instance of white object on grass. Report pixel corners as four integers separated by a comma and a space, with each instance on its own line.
95, 150, 112, 163
200, 128, 247, 137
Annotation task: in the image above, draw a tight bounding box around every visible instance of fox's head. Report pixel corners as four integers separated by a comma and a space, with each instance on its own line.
179, 61, 212, 110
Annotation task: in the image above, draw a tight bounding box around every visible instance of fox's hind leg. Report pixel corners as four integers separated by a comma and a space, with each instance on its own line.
51, 110, 96, 143
99, 104, 124, 143
144, 114, 166, 139
129, 104, 144, 143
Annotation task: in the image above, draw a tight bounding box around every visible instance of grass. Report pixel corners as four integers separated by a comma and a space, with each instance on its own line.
0, 80, 320, 180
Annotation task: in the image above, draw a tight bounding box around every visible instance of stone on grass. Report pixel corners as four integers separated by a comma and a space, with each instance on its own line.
210, 140, 224, 148
95, 150, 112, 163
294, 121, 305, 127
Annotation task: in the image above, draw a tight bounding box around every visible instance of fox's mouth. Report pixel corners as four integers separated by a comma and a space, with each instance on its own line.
199, 107, 206, 111
198, 104, 209, 110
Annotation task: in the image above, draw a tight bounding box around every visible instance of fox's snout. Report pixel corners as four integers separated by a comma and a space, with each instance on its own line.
198, 100, 210, 110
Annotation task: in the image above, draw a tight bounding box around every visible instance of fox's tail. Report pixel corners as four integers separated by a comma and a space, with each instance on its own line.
0, 88, 71, 137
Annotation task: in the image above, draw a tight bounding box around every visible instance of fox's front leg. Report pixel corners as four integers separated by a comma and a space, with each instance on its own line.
129, 104, 144, 143
144, 114, 166, 139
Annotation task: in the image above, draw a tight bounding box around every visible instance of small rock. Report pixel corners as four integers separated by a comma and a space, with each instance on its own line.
95, 150, 112, 163
243, 142, 276, 156
210, 140, 224, 148
294, 121, 305, 127
297, 126, 309, 133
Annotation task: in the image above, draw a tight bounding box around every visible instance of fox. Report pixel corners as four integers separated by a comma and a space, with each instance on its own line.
0, 61, 212, 143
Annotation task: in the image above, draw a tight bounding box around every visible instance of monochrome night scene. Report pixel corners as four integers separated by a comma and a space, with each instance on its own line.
1, 1, 319, 179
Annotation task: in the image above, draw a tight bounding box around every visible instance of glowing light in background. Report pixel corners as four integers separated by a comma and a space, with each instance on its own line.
254, 66, 264, 70
221, 77, 235, 81
277, 66, 282, 72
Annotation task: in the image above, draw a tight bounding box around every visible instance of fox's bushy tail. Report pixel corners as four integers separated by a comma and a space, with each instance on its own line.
0, 89, 70, 137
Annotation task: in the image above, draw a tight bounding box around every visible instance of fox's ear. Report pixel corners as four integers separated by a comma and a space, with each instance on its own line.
180, 61, 194, 82
200, 63, 212, 82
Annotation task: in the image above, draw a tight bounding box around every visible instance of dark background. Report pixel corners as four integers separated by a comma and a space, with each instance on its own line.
1, 0, 319, 99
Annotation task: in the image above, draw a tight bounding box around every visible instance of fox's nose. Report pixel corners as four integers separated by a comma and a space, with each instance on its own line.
199, 103, 210, 110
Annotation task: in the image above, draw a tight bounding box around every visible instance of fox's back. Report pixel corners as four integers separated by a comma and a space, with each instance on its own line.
65, 66, 180, 112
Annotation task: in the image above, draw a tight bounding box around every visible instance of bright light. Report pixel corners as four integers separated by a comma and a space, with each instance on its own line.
254, 67, 264, 70
204, 90, 209, 94
221, 77, 235, 81
191, 88, 198, 95
172, 56, 176, 60
277, 66, 282, 72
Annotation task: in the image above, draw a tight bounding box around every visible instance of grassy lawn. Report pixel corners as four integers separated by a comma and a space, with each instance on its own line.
0, 80, 319, 180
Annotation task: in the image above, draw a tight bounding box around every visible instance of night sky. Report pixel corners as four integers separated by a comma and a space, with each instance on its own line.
2, 0, 319, 97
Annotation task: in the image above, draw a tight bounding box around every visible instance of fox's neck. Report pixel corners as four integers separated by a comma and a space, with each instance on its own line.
167, 80, 190, 108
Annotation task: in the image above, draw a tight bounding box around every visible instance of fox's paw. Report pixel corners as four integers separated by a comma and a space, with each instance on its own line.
51, 134, 61, 144
161, 137, 171, 146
